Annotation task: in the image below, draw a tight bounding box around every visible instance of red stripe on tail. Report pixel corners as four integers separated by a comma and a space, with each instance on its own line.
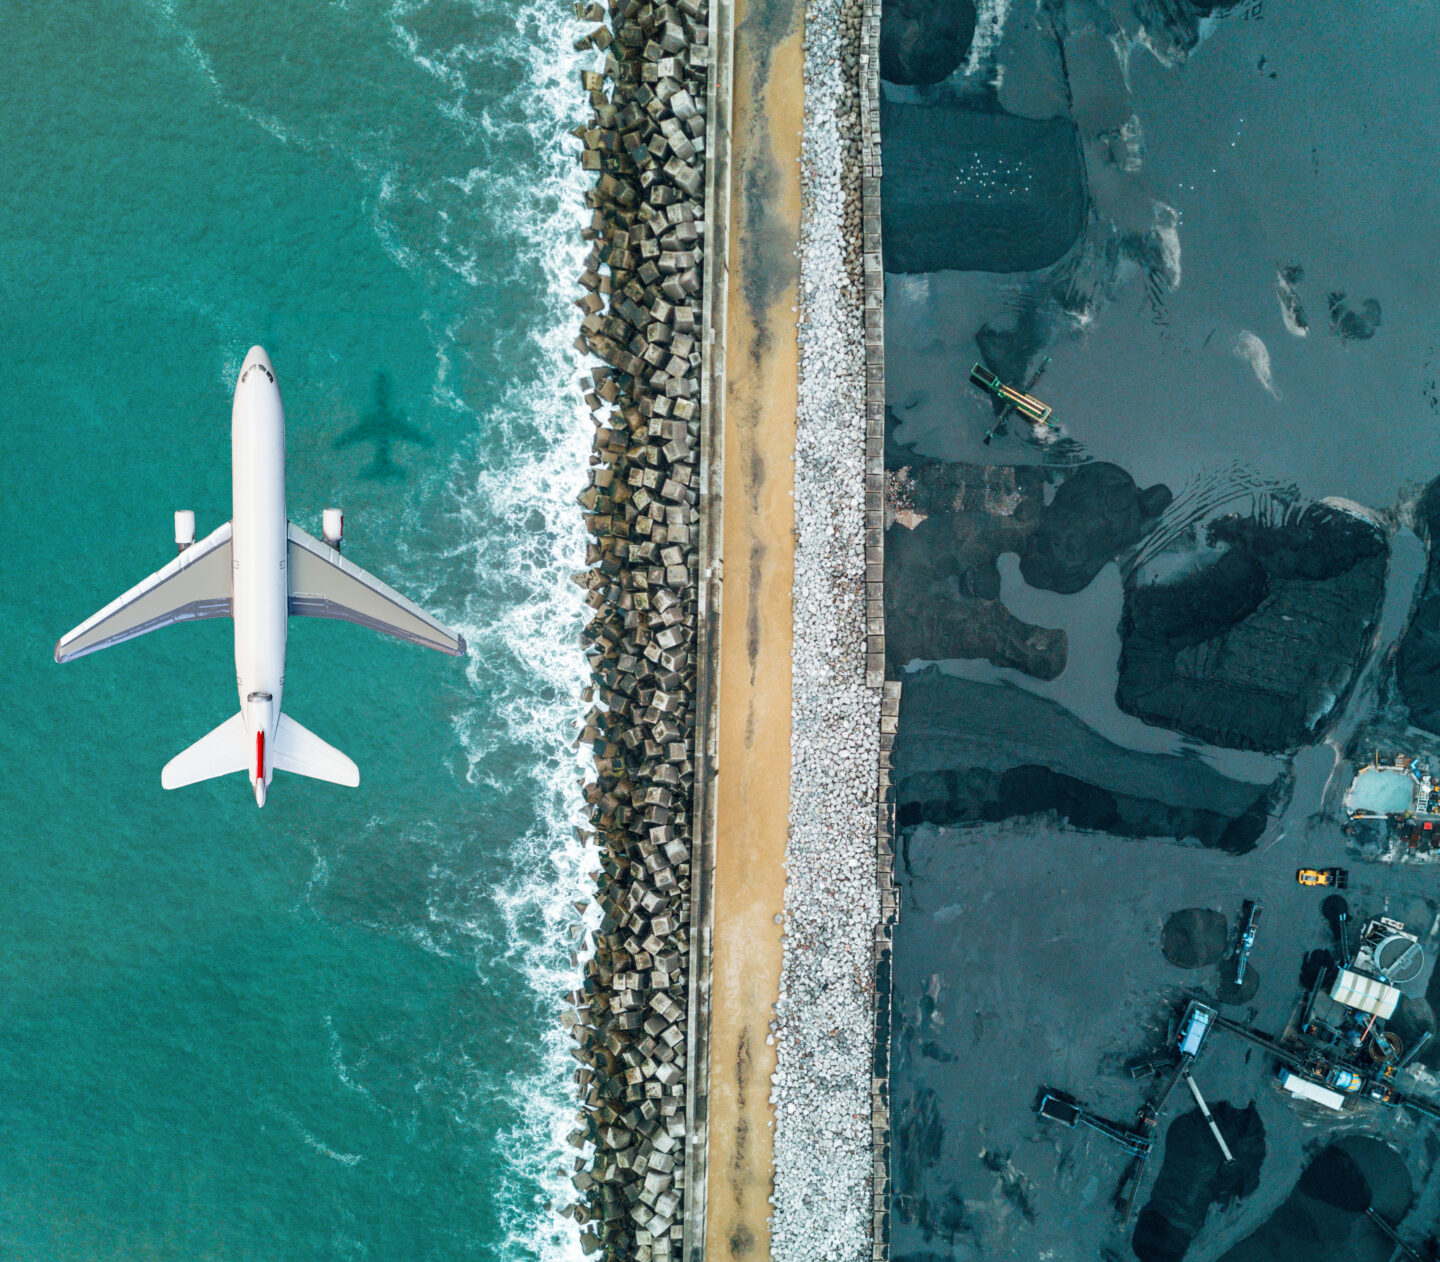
256, 731, 265, 782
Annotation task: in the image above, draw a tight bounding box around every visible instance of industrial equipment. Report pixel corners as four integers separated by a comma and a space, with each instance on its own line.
1233, 900, 1261, 985
1034, 1090, 1153, 1157
969, 362, 1054, 432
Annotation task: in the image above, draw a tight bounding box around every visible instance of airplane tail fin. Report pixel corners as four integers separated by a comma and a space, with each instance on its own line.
161, 712, 249, 789
273, 714, 360, 788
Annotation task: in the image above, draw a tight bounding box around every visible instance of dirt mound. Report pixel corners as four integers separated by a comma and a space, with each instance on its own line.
1118, 505, 1387, 752
1162, 909, 1229, 969
1133, 1102, 1265, 1262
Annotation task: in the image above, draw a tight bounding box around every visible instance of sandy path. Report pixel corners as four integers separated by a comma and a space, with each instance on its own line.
701, 0, 804, 1251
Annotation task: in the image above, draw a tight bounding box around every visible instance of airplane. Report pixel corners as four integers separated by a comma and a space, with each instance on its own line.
54, 346, 466, 806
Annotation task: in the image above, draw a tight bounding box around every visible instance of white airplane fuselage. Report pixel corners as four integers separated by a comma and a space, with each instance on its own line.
232, 348, 287, 805
54, 343, 466, 806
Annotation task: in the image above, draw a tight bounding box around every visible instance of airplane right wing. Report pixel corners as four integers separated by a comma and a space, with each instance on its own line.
55, 522, 234, 663
286, 522, 466, 656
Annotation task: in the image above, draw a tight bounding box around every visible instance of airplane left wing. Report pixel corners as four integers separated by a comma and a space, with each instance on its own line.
55, 522, 234, 663
286, 522, 466, 656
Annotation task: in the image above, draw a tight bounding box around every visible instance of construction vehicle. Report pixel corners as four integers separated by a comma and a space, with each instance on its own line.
969, 362, 1054, 433
1233, 900, 1261, 985
1034, 1090, 1153, 1157
1296, 867, 1348, 888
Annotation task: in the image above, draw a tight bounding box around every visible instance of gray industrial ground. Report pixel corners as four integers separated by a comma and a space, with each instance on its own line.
890, 814, 1440, 1261
879, 0, 1440, 1257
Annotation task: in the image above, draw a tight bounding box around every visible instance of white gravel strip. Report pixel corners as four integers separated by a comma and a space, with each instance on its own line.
769, 0, 879, 1254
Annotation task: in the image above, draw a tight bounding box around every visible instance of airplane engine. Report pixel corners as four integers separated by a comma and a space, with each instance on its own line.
323, 508, 343, 551
175, 510, 195, 553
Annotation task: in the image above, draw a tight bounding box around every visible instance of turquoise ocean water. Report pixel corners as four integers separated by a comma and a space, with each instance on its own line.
0, 2, 590, 1257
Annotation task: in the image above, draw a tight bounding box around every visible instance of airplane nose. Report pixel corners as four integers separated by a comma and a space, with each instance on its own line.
239, 345, 275, 386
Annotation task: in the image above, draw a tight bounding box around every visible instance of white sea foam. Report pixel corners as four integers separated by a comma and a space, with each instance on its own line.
299, 1127, 366, 1167
147, 0, 318, 151
149, 0, 596, 1255
381, 5, 596, 1260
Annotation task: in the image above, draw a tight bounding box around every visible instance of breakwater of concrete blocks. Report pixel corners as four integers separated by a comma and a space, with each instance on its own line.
561, 0, 716, 1257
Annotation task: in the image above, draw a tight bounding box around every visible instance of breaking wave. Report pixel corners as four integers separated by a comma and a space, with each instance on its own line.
146, 0, 596, 1255
393, 2, 596, 1258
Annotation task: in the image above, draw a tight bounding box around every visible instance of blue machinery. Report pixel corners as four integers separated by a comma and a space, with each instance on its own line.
1233, 900, 1261, 986
1035, 1091, 1152, 1158
1038, 997, 1440, 1228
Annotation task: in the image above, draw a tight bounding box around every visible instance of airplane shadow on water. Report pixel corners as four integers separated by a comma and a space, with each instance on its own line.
334, 372, 432, 480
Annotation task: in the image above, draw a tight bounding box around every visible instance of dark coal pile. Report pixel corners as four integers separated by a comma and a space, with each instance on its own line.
1021, 463, 1172, 595
1216, 963, 1260, 1005
894, 1086, 973, 1249
886, 458, 1171, 673
895, 1085, 946, 1198
1298, 947, 1335, 991
1327, 291, 1382, 341
1218, 1137, 1412, 1262
1161, 908, 1230, 969
880, 98, 1085, 274
893, 669, 1277, 850
879, 0, 975, 84
884, 458, 1065, 676
1118, 505, 1388, 752
1132, 1103, 1265, 1262
897, 762, 1268, 852
1299, 1144, 1373, 1212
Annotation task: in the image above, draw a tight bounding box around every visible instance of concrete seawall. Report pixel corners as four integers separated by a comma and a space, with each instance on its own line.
563, 0, 890, 1249
860, 0, 898, 1251
679, 0, 734, 1244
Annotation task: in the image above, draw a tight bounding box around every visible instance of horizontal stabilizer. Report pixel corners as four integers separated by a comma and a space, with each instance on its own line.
56, 522, 234, 663
273, 714, 359, 787
287, 522, 466, 656
162, 711, 249, 789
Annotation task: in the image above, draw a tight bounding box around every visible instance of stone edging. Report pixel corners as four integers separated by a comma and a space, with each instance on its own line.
859, 0, 897, 1256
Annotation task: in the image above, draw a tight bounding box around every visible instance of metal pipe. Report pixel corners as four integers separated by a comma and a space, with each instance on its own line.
1184, 1072, 1234, 1163
1397, 1029, 1433, 1071
1365, 1207, 1424, 1260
